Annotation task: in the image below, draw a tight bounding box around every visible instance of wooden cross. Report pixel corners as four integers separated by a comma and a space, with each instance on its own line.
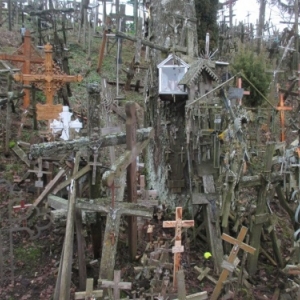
76, 197, 153, 281
75, 278, 103, 299
0, 30, 43, 108
28, 157, 52, 189
13, 43, 82, 119
277, 92, 292, 142
210, 226, 256, 300
236, 77, 250, 106
163, 207, 194, 288
99, 270, 132, 300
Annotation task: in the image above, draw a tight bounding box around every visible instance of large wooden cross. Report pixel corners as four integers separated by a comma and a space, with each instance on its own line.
99, 270, 132, 300
76, 197, 153, 281
13, 43, 82, 119
210, 226, 256, 300
277, 92, 292, 142
163, 207, 194, 288
0, 30, 44, 108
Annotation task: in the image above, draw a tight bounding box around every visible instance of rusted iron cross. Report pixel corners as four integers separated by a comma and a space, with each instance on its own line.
277, 92, 292, 142
13, 43, 82, 120
0, 30, 44, 108
99, 270, 132, 300
163, 207, 194, 288
210, 226, 256, 300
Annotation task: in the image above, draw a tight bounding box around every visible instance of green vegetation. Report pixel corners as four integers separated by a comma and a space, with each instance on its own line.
230, 45, 272, 106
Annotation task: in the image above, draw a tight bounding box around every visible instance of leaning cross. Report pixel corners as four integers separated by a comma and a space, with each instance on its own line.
163, 207, 194, 288
99, 270, 132, 300
210, 226, 256, 300
76, 197, 153, 281
277, 92, 292, 142
75, 278, 103, 299
13, 43, 82, 119
0, 30, 43, 108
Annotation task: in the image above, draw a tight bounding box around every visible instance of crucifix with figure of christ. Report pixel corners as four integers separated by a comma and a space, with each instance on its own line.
13, 43, 83, 120
0, 30, 44, 108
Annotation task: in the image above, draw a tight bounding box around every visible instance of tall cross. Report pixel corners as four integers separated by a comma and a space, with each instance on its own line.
163, 207, 194, 288
0, 30, 44, 108
75, 278, 103, 299
210, 226, 256, 300
99, 270, 132, 300
13, 43, 82, 107
277, 92, 292, 142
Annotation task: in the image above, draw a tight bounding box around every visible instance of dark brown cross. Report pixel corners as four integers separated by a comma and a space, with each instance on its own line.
163, 207, 194, 288
210, 226, 256, 300
13, 43, 82, 119
75, 278, 103, 299
0, 30, 43, 108
277, 92, 292, 142
99, 270, 132, 300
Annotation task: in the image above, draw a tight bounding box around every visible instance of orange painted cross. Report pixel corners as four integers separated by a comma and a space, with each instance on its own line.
277, 92, 292, 142
0, 30, 44, 108
210, 226, 256, 300
13, 43, 82, 106
163, 207, 194, 288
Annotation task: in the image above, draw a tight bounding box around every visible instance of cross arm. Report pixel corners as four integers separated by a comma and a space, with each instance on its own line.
115, 31, 169, 53
102, 138, 153, 187
29, 127, 154, 160
222, 233, 256, 254
76, 198, 153, 218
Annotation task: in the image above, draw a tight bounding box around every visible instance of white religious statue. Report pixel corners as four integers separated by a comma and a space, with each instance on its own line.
50, 106, 82, 140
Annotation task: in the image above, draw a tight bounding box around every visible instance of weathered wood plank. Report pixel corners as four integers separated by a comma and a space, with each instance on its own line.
29, 127, 154, 160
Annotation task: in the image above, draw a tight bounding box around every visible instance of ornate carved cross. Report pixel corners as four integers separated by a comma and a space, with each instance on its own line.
13, 43, 82, 114
0, 30, 43, 108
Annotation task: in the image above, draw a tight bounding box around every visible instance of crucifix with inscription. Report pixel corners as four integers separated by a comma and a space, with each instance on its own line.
163, 207, 194, 288
210, 226, 256, 300
13, 43, 83, 120
0, 30, 44, 108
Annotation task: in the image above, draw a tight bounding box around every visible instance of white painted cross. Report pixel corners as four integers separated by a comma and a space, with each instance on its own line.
50, 106, 82, 140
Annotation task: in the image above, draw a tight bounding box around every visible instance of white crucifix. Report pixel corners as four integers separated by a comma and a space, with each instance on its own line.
50, 106, 82, 140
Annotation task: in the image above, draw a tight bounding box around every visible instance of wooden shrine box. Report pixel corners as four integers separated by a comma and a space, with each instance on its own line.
179, 58, 219, 102
157, 54, 189, 100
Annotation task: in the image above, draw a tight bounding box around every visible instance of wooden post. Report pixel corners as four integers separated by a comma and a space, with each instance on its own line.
54, 153, 80, 300
126, 102, 138, 260
75, 278, 103, 299
247, 142, 276, 275
210, 226, 256, 300
163, 207, 194, 288
100, 270, 132, 300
